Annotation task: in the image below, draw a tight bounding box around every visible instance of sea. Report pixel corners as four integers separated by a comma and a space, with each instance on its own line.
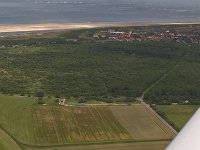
0, 0, 200, 24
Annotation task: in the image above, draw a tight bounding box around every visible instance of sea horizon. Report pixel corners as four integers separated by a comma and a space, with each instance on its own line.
0, 0, 200, 25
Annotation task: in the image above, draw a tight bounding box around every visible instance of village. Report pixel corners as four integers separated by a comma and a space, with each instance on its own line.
93, 28, 200, 44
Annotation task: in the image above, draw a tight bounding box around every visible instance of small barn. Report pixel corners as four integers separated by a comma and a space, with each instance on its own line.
59, 99, 65, 106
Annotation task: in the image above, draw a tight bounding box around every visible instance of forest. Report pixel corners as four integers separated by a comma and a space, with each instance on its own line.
0, 26, 200, 104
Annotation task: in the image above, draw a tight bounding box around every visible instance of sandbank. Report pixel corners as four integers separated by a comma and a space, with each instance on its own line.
0, 21, 200, 34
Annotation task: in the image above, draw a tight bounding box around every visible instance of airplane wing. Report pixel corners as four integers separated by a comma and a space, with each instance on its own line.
166, 107, 200, 150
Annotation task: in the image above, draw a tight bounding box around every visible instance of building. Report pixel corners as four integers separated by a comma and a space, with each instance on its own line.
59, 99, 65, 106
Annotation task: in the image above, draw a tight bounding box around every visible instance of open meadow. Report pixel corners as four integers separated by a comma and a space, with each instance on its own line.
0, 95, 175, 149
0, 128, 21, 150
0, 95, 130, 146
110, 105, 174, 140
156, 105, 199, 130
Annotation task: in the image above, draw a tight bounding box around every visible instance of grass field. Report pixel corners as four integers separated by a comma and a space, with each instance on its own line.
0, 95, 175, 150
110, 105, 175, 140
0, 128, 21, 150
156, 105, 199, 130
0, 95, 130, 146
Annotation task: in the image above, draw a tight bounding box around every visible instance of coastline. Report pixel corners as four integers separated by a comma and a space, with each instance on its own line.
0, 21, 200, 34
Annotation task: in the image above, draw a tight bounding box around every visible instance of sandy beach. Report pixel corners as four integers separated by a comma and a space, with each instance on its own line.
0, 22, 128, 33
0, 21, 200, 34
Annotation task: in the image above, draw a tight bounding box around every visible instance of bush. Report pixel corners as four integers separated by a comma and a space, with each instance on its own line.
35, 91, 44, 98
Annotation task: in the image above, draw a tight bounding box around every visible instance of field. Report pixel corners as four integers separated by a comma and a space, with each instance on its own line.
0, 95, 130, 146
2, 24, 200, 150
110, 105, 174, 140
0, 95, 175, 149
25, 141, 170, 150
156, 105, 199, 130
0, 128, 21, 150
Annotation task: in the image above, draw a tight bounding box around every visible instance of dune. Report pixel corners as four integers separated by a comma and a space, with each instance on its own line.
0, 21, 200, 34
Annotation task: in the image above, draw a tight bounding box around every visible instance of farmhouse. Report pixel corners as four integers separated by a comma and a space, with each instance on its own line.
59, 99, 65, 106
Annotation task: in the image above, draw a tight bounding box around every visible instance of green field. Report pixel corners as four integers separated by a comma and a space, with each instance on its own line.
0, 95, 175, 150
0, 128, 21, 150
156, 105, 199, 130
0, 95, 130, 146
110, 105, 174, 140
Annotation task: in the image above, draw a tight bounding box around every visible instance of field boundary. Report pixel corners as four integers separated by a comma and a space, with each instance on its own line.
0, 126, 22, 150
0, 123, 172, 149
0, 103, 172, 149
22, 139, 172, 149
141, 102, 177, 135
136, 47, 192, 136
0, 118, 173, 150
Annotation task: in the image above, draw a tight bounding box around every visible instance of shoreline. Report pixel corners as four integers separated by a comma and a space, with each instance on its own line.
0, 21, 200, 34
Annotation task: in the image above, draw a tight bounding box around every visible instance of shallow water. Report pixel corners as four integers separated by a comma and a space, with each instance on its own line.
0, 0, 200, 24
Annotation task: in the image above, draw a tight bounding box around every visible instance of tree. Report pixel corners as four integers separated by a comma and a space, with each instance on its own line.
35, 91, 44, 98
35, 91, 44, 103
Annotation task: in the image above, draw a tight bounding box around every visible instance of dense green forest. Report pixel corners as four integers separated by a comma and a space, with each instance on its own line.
145, 44, 200, 104
0, 26, 200, 103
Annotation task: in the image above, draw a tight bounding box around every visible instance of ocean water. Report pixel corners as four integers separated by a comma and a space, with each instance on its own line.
0, 0, 200, 24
